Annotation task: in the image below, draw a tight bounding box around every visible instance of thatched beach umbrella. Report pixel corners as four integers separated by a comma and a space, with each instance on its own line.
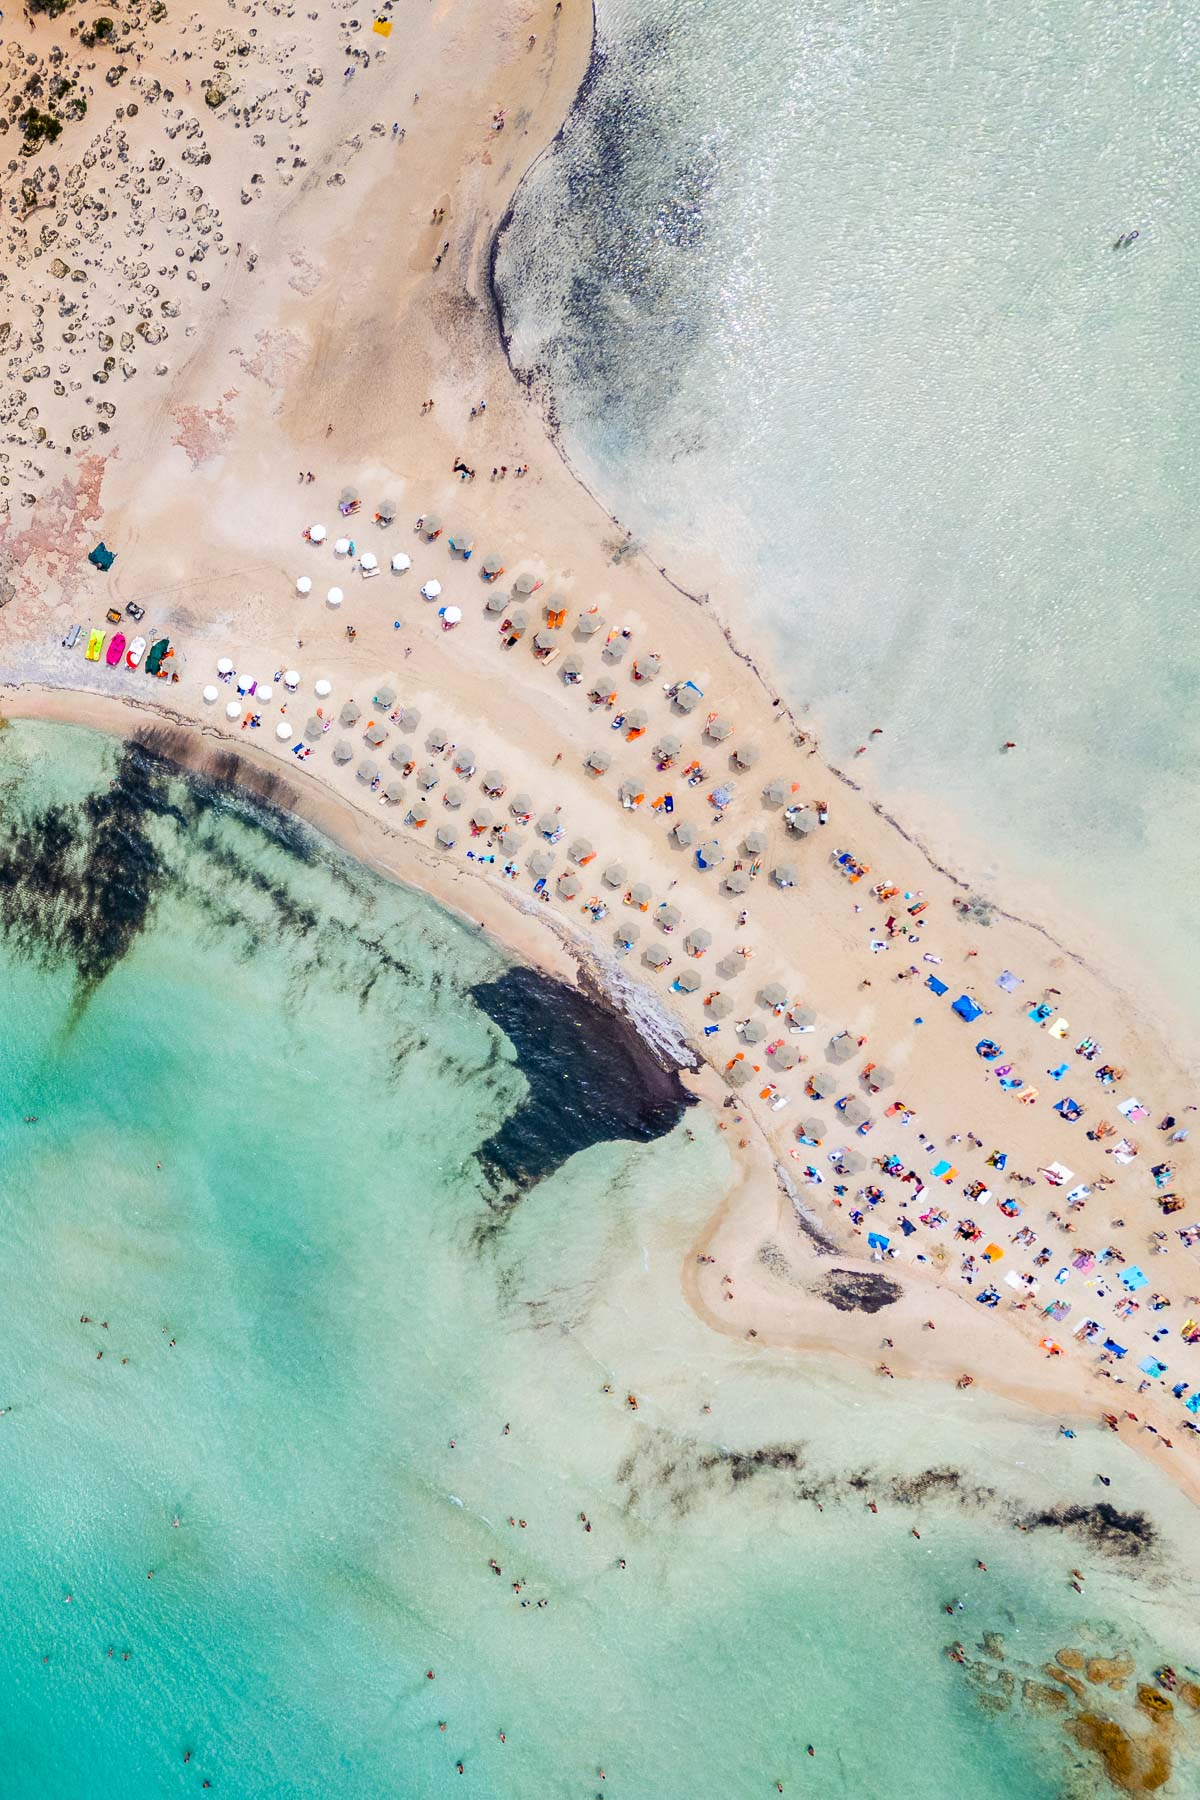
723, 869, 750, 895
534, 630, 557, 653
408, 799, 430, 826
443, 784, 465, 809
389, 742, 413, 769
800, 1113, 826, 1141
685, 927, 712, 956
770, 1043, 799, 1071
365, 722, 388, 747
715, 954, 743, 980
436, 822, 458, 849
829, 1031, 857, 1064
763, 779, 790, 806
510, 792, 533, 818
705, 717, 732, 742
417, 764, 440, 790
374, 684, 396, 709
513, 572, 540, 596
742, 830, 767, 857
332, 739, 353, 765
486, 590, 508, 613
508, 609, 529, 635
602, 862, 627, 889
453, 748, 476, 775
740, 1018, 767, 1045
625, 708, 648, 733
537, 813, 559, 839
426, 726, 450, 752
397, 706, 420, 732
657, 904, 681, 931
557, 869, 581, 899
706, 992, 734, 1021
422, 515, 442, 538
482, 770, 506, 795
577, 612, 603, 636
759, 982, 787, 1010
726, 1060, 753, 1088
562, 655, 584, 682
449, 532, 474, 556
470, 805, 492, 831
339, 486, 359, 509
772, 864, 797, 888
696, 840, 722, 868
304, 716, 325, 742
733, 743, 760, 770
788, 807, 818, 837
339, 700, 361, 727
644, 943, 671, 970
376, 497, 397, 524
383, 776, 406, 804
482, 553, 505, 578
357, 759, 380, 784
618, 779, 642, 805
807, 1069, 836, 1101
790, 1004, 816, 1029
866, 1065, 894, 1090
603, 636, 628, 663
615, 919, 641, 946
674, 967, 701, 993
528, 849, 555, 878
836, 1149, 867, 1175
636, 652, 661, 680
673, 685, 700, 713
671, 821, 697, 848
654, 734, 682, 760
568, 837, 593, 863
842, 1097, 870, 1129
585, 749, 611, 775
628, 882, 652, 909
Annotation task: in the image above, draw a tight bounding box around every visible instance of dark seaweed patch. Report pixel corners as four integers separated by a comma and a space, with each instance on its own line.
817, 1268, 903, 1313
470, 965, 693, 1189
1014, 1503, 1155, 1558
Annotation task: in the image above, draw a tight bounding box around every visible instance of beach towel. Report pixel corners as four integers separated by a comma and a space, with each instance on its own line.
1119, 1267, 1148, 1292
1187, 1393, 1200, 1415
87, 542, 115, 570
996, 970, 1023, 993
926, 975, 948, 997
1048, 1018, 1070, 1039
1138, 1356, 1167, 1378
867, 1232, 890, 1251
1028, 1003, 1053, 1024
1117, 1097, 1149, 1121
1102, 1338, 1128, 1358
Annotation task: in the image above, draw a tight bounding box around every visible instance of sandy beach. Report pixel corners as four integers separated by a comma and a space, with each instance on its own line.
3, 0, 1198, 1517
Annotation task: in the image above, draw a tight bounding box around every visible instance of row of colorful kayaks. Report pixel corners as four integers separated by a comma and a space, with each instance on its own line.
67, 624, 170, 674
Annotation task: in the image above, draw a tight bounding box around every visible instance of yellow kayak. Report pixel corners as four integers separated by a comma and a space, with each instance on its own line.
85, 628, 106, 662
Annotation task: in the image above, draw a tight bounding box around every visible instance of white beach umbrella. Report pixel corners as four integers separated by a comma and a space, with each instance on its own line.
391, 552, 412, 574
360, 551, 378, 572
334, 537, 352, 557
225, 701, 242, 720
314, 678, 332, 697
257, 685, 274, 704
275, 722, 292, 741
283, 670, 301, 690
309, 524, 327, 543
236, 674, 255, 696
421, 580, 442, 601
442, 605, 462, 625
296, 576, 313, 596
202, 684, 219, 704
327, 587, 344, 608
216, 656, 234, 675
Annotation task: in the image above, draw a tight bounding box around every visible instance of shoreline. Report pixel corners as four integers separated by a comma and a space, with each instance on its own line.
2, 0, 1197, 1524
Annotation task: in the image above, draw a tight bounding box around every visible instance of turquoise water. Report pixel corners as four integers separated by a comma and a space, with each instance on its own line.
2, 720, 1200, 1796
495, 0, 1200, 1009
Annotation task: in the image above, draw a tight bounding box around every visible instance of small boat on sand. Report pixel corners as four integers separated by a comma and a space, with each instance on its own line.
106, 633, 126, 667
126, 635, 147, 669
85, 629, 105, 662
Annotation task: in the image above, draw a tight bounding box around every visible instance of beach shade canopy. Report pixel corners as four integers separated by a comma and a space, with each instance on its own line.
443, 784, 465, 809
308, 524, 327, 543
389, 742, 413, 768
339, 487, 358, 508
602, 862, 627, 889
374, 684, 396, 708
657, 904, 682, 930
202, 685, 219, 704
674, 967, 702, 993
513, 572, 540, 595
654, 734, 682, 760
537, 812, 560, 839
706, 992, 734, 1020
842, 1096, 871, 1128
733, 742, 760, 769
723, 869, 751, 895
339, 701, 362, 727
828, 1031, 857, 1063
365, 722, 388, 747
808, 1069, 836, 1100
602, 636, 628, 662
673, 685, 701, 713
483, 770, 506, 795
332, 739, 353, 765
715, 954, 743, 980
672, 821, 698, 848
304, 715, 325, 742
327, 587, 344, 608
772, 864, 797, 888
759, 982, 788, 1010
686, 928, 712, 955
470, 805, 492, 830
618, 779, 642, 805
644, 943, 672, 970
283, 669, 301, 690
800, 1113, 826, 1140
771, 1043, 799, 1071
568, 837, 594, 863
789, 807, 819, 836
696, 840, 722, 869
421, 581, 442, 602
629, 882, 652, 908
837, 1149, 867, 1175
528, 849, 555, 878
562, 655, 584, 681
556, 870, 581, 898
296, 576, 313, 596
483, 554, 505, 577
790, 1004, 817, 1028
397, 706, 419, 732
763, 779, 790, 806
216, 657, 235, 675
866, 1065, 894, 1089
408, 800, 430, 825
726, 1061, 753, 1088
624, 708, 649, 733
357, 759, 380, 784
377, 498, 397, 523
315, 678, 333, 698
384, 777, 406, 803
637, 652, 662, 679
585, 749, 612, 775
741, 1018, 767, 1045
225, 701, 242, 721
742, 830, 768, 857
485, 590, 508, 613
453, 748, 476, 775
417, 764, 440, 789
577, 612, 603, 635
705, 717, 732, 742
391, 552, 412, 574
436, 823, 458, 849
510, 792, 533, 817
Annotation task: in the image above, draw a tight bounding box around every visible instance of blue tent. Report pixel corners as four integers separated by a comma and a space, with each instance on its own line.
88, 542, 115, 571
952, 994, 983, 1022
926, 974, 948, 997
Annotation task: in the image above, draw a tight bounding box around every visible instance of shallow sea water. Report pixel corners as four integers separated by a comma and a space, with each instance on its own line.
1, 720, 1199, 1797
495, 0, 1200, 1011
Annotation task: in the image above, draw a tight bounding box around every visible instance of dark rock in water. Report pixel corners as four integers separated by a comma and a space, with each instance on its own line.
816, 1267, 902, 1313
1016, 1501, 1155, 1559
470, 964, 694, 1189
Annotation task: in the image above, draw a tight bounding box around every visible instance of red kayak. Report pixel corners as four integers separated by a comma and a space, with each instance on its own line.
105, 633, 126, 667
